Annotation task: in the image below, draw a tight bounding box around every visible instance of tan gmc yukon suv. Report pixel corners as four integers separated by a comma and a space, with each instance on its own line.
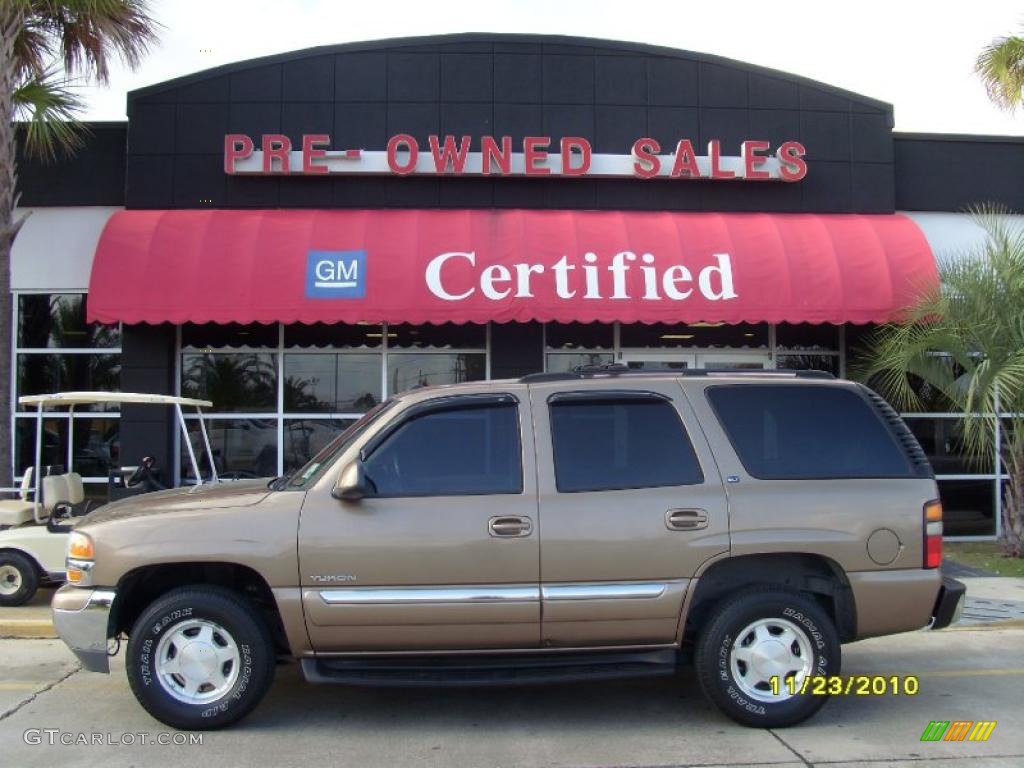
52, 368, 965, 730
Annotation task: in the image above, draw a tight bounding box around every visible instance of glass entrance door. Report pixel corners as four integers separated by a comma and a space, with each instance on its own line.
620, 350, 771, 370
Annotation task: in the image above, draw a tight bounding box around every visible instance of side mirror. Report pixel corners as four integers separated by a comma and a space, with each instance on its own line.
332, 460, 368, 501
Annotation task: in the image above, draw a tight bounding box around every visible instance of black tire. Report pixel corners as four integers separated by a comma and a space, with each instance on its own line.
694, 588, 840, 728
0, 551, 39, 607
126, 586, 275, 730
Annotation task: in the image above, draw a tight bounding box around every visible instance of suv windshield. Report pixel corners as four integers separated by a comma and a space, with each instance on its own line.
285, 399, 398, 489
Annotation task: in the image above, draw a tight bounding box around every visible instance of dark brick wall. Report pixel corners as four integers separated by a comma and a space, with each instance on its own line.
119, 324, 176, 477
894, 134, 1024, 212
17, 123, 127, 206
125, 34, 896, 214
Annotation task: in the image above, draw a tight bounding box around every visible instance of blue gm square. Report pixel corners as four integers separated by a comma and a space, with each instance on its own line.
306, 250, 367, 299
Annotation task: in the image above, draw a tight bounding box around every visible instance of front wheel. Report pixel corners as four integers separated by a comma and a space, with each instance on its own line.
126, 586, 275, 730
695, 588, 840, 728
0, 551, 39, 607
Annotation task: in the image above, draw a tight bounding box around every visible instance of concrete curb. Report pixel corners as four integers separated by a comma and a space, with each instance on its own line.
0, 620, 57, 639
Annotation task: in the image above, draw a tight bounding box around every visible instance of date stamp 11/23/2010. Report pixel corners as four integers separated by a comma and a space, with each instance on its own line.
770, 675, 920, 697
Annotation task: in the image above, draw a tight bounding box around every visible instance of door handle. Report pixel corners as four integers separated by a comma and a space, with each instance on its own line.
665, 508, 708, 531
488, 515, 533, 538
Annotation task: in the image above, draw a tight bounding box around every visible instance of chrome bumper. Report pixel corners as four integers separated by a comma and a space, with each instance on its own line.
51, 585, 116, 673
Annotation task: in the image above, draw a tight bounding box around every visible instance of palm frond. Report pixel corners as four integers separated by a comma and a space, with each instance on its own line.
13, 69, 87, 160
855, 207, 1024, 471
975, 33, 1024, 111
26, 0, 161, 84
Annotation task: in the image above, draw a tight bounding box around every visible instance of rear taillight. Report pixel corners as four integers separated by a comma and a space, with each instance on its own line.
924, 499, 943, 569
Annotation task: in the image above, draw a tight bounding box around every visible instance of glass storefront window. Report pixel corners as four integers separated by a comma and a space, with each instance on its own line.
775, 323, 839, 351
386, 353, 485, 395
182, 418, 278, 480
17, 293, 120, 348
390, 323, 486, 349
14, 416, 119, 478
15, 417, 67, 476
182, 322, 278, 349
284, 323, 383, 348
620, 322, 768, 348
283, 418, 357, 472
17, 353, 122, 409
546, 322, 614, 350
939, 479, 997, 537
905, 417, 993, 475
776, 354, 839, 376
284, 353, 382, 413
546, 352, 615, 372
181, 353, 277, 412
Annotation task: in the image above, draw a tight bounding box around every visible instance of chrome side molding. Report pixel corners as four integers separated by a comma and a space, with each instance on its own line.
319, 585, 538, 604
319, 581, 672, 605
541, 583, 667, 601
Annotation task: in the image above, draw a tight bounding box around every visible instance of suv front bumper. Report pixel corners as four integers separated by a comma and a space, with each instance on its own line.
931, 576, 966, 630
51, 584, 116, 673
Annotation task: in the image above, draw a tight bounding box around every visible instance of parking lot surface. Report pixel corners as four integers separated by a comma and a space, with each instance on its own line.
1, 625, 1022, 768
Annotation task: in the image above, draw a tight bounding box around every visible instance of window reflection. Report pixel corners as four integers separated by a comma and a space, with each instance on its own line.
181, 419, 278, 480
181, 354, 277, 412
283, 353, 381, 413
18, 294, 120, 348
386, 353, 485, 395
283, 419, 356, 472
17, 354, 121, 410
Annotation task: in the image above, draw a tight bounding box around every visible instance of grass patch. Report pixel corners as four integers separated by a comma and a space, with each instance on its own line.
945, 542, 1024, 577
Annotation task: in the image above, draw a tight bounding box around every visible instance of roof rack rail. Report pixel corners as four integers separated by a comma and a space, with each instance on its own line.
519, 364, 836, 383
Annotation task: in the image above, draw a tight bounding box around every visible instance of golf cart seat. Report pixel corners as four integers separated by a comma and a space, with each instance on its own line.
0, 468, 34, 527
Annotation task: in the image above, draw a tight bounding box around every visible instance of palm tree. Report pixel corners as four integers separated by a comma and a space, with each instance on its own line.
976, 27, 1024, 111
0, 1, 158, 486
857, 212, 1024, 556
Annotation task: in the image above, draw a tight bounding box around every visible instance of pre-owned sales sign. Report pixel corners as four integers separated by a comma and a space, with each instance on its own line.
224, 133, 808, 181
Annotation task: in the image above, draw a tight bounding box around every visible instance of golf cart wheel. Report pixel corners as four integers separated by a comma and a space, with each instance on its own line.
0, 551, 40, 607
695, 588, 840, 728
126, 586, 275, 730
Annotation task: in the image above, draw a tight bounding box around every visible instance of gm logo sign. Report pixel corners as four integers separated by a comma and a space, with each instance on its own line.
306, 250, 366, 299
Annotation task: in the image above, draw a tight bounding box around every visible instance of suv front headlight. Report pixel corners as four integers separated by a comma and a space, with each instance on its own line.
66, 532, 95, 587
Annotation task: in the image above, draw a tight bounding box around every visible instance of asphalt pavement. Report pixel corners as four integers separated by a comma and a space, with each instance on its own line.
1, 624, 1022, 768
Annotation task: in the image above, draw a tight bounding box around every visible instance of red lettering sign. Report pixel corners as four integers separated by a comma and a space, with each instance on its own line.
523, 137, 552, 176
223, 133, 809, 182
224, 134, 254, 174
387, 134, 419, 175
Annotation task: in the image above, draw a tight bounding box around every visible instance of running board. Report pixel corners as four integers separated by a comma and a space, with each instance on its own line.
301, 649, 678, 687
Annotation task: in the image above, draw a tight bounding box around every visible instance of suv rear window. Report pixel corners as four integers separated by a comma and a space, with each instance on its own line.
706, 384, 914, 480
549, 395, 703, 492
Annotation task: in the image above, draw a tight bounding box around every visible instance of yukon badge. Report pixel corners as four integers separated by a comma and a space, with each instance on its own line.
310, 574, 358, 583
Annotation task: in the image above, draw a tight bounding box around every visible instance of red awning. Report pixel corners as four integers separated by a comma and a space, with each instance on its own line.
87, 209, 936, 326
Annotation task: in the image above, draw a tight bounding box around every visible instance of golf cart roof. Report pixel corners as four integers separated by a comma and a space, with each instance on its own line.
18, 391, 213, 408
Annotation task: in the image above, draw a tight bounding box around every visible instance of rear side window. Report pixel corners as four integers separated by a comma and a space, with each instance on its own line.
549, 395, 704, 492
364, 401, 522, 496
706, 385, 914, 480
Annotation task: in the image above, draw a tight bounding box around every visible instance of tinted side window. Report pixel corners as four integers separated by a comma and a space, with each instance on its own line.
550, 396, 704, 493
706, 385, 913, 480
364, 402, 521, 496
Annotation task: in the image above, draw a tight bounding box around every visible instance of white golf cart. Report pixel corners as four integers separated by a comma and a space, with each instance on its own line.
0, 392, 218, 606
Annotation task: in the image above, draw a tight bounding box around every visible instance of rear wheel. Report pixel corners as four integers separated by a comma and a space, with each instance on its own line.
126, 586, 275, 729
695, 588, 840, 727
0, 551, 39, 607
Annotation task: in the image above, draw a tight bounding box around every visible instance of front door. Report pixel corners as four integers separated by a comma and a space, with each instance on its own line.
530, 380, 730, 647
298, 391, 540, 652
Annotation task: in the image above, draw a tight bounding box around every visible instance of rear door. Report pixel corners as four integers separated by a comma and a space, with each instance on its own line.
530, 380, 729, 647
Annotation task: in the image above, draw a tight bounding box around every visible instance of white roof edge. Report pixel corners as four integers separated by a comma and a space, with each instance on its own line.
17, 391, 213, 408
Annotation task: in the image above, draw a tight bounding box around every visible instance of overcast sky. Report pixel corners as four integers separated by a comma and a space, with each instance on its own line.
78, 0, 1024, 136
